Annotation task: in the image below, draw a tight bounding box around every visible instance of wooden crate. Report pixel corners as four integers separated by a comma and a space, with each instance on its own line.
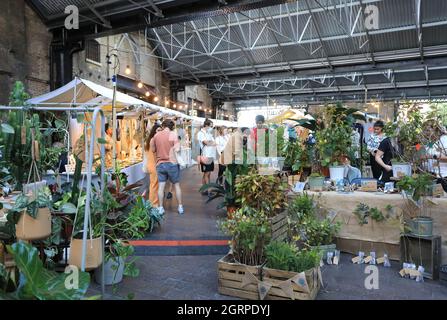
400, 234, 442, 280
218, 254, 320, 300
269, 210, 288, 242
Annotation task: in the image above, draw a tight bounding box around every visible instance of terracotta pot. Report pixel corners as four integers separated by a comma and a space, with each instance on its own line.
16, 208, 52, 241
227, 206, 237, 219
68, 237, 103, 271
321, 167, 330, 177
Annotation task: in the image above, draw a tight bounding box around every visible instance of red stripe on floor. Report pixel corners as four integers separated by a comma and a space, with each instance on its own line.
128, 240, 230, 247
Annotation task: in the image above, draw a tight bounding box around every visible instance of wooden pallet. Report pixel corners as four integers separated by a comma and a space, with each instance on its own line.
269, 211, 288, 242
218, 254, 320, 300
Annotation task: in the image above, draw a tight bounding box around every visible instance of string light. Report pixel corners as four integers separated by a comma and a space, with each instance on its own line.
153, 96, 159, 102
125, 65, 131, 75
173, 104, 177, 109
199, 106, 202, 110
178, 105, 183, 110
138, 81, 143, 89
145, 91, 150, 97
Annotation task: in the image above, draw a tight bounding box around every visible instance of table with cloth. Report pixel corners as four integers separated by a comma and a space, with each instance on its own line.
288, 191, 447, 264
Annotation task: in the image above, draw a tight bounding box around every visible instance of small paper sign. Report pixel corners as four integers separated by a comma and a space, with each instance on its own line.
376, 257, 385, 264
352, 256, 360, 264
333, 255, 339, 265
364, 256, 372, 264
399, 269, 406, 277
293, 182, 306, 193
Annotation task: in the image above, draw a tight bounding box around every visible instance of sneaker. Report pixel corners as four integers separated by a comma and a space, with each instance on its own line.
166, 192, 173, 200
158, 207, 165, 215
178, 205, 184, 215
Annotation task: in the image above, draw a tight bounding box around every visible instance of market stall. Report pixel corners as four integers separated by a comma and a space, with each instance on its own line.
288, 191, 447, 264
26, 77, 238, 183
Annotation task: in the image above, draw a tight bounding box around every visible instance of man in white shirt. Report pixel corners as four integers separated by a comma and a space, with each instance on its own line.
197, 119, 217, 194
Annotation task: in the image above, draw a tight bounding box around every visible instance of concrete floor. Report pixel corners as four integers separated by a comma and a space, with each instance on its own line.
88, 167, 447, 300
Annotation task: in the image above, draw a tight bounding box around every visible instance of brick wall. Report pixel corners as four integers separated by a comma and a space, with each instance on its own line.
0, 0, 51, 104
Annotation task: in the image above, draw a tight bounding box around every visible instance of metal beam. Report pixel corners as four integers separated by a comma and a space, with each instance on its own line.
415, 0, 424, 62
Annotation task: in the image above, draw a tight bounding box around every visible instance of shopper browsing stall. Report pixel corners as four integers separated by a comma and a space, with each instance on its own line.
150, 119, 184, 215
198, 119, 217, 195
215, 126, 229, 185
104, 123, 115, 167
143, 123, 162, 206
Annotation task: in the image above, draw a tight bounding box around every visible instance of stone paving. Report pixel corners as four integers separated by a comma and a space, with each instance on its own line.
89, 253, 447, 300
88, 167, 447, 300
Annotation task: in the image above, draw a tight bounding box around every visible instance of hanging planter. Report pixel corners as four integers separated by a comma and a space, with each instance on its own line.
68, 236, 103, 271
16, 207, 52, 241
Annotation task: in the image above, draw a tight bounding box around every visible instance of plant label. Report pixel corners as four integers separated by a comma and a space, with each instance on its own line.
376, 257, 385, 264
293, 182, 306, 193
399, 269, 406, 277
364, 256, 372, 264
333, 255, 339, 265
351, 256, 360, 264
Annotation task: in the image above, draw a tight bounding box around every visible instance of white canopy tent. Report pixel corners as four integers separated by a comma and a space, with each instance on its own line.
26, 77, 238, 127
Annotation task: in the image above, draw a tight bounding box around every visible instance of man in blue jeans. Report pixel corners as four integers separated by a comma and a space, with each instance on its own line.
150, 119, 184, 215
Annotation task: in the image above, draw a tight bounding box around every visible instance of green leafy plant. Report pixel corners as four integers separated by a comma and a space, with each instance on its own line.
0, 241, 90, 300
396, 173, 434, 201
218, 206, 271, 266
235, 171, 287, 217
353, 203, 392, 225
298, 216, 341, 247
288, 192, 315, 222
282, 140, 304, 172
315, 103, 364, 167
265, 241, 320, 273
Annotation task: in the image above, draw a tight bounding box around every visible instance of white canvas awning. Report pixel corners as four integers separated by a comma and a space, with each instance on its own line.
26, 77, 239, 126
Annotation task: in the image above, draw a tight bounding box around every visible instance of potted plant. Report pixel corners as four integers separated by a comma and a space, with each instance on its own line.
218, 206, 271, 266
6, 189, 53, 241
315, 104, 364, 182
199, 164, 246, 217
307, 173, 325, 191
396, 173, 436, 237
288, 193, 340, 258
235, 171, 287, 218
282, 140, 304, 174
94, 194, 160, 285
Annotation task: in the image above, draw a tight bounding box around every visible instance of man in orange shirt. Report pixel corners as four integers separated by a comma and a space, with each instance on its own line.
150, 119, 184, 215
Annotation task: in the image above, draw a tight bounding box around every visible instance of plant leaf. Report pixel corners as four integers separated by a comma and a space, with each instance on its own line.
1, 123, 15, 134
60, 203, 77, 214
97, 138, 107, 144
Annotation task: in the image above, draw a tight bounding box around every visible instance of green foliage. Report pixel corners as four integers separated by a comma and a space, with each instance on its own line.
288, 193, 314, 222
353, 203, 392, 225
396, 173, 434, 201
282, 140, 304, 172
265, 241, 320, 273
315, 104, 362, 166
1, 241, 90, 300
218, 207, 271, 266
235, 171, 287, 217
299, 216, 341, 247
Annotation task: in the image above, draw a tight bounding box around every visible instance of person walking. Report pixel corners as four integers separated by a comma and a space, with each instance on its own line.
143, 123, 161, 206
150, 119, 184, 215
197, 119, 217, 195
366, 120, 386, 179
215, 126, 229, 185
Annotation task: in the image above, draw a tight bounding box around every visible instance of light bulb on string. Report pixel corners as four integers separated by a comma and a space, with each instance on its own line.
145, 91, 150, 97
138, 81, 143, 89
173, 104, 177, 109
154, 96, 159, 102
125, 66, 131, 75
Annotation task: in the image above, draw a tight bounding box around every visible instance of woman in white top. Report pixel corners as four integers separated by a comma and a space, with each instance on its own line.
197, 119, 217, 195
215, 126, 229, 184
